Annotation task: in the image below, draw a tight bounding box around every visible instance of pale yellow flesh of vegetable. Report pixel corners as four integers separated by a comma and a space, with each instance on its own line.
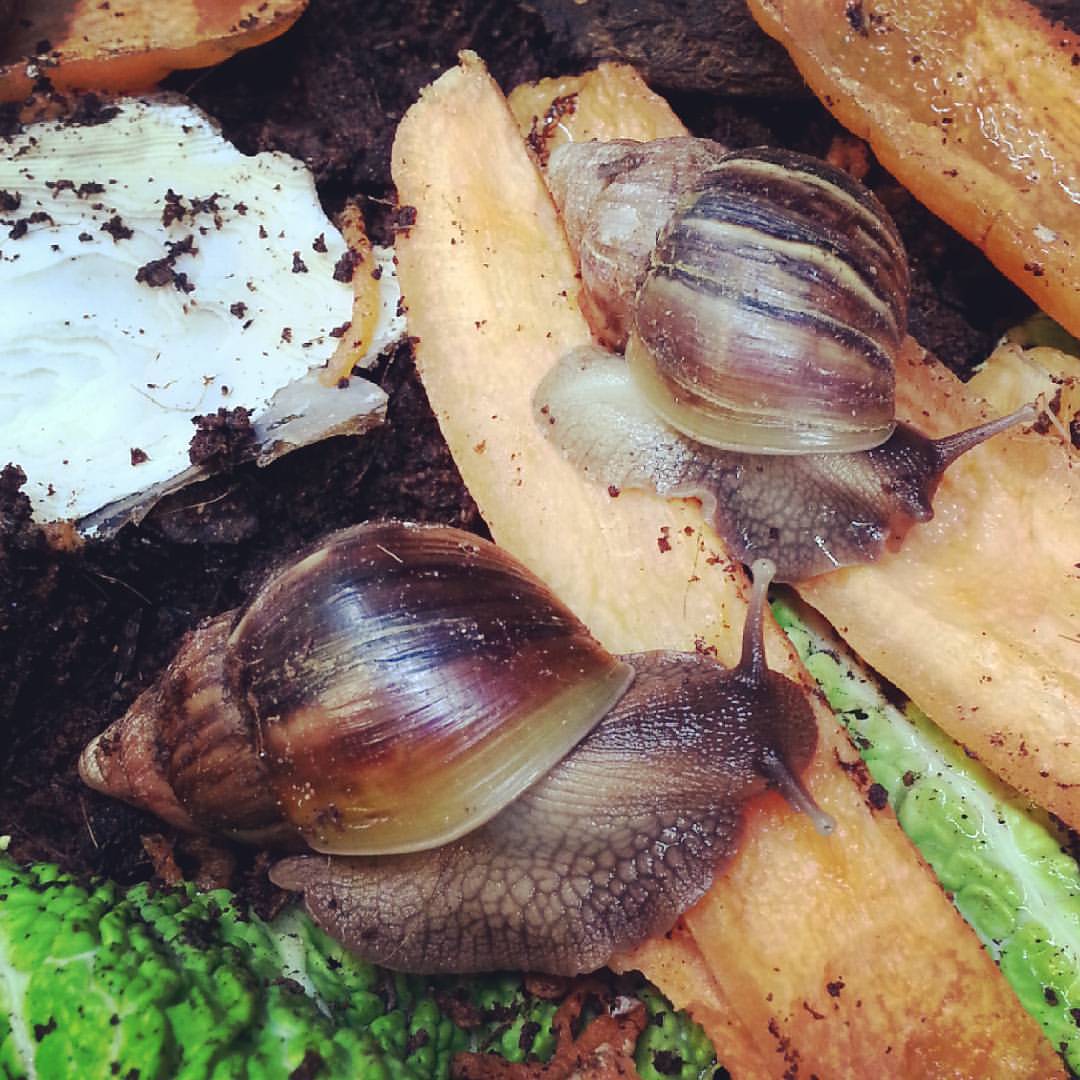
392, 54, 1062, 1078
507, 64, 689, 149
802, 344, 1080, 832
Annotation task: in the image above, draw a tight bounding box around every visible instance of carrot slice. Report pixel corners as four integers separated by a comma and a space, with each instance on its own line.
746, 0, 1080, 340
0, 0, 307, 103
392, 53, 1062, 1077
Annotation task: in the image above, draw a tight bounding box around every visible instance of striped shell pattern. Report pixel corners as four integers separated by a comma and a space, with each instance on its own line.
628, 146, 910, 454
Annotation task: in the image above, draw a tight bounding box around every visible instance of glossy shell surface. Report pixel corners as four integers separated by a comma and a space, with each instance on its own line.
228, 521, 634, 854
631, 147, 909, 454
547, 137, 728, 348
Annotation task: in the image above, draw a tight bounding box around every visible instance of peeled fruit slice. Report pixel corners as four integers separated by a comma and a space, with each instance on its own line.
0, 0, 307, 103
746, 0, 1080, 341
391, 52, 1062, 1077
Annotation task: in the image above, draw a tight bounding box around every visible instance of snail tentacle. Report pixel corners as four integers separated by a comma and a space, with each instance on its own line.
929, 401, 1041, 470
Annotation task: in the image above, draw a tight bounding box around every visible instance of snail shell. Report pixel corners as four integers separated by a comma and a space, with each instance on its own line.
80, 521, 633, 855
631, 147, 908, 454
547, 137, 729, 350
549, 141, 909, 455
80, 521, 828, 974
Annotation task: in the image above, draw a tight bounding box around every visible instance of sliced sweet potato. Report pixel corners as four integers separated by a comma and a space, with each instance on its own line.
391, 53, 1062, 1077
621, 931, 766, 1078
801, 342, 1080, 828
970, 340, 1080, 422
746, 0, 1080, 341
0, 0, 306, 103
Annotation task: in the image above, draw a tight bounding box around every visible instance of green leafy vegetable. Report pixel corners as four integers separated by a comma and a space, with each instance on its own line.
1003, 312, 1080, 357
774, 595, 1080, 1073
0, 859, 717, 1079
635, 987, 724, 1080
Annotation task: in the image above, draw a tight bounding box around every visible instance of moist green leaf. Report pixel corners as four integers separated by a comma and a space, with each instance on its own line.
774, 594, 1080, 1074
0, 860, 719, 1079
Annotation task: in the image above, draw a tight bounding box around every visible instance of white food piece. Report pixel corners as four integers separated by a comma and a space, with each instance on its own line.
0, 97, 399, 527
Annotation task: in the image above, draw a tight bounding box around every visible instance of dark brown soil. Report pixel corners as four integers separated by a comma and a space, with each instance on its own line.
0, 0, 1035, 890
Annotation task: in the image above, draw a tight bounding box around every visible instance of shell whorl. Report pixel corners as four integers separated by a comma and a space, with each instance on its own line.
80, 522, 633, 856
631, 146, 909, 454
547, 137, 729, 349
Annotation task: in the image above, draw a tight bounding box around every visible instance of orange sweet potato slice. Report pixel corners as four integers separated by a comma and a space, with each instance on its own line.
746, 0, 1080, 341
391, 53, 1062, 1077
0, 0, 306, 103
800, 341, 1080, 829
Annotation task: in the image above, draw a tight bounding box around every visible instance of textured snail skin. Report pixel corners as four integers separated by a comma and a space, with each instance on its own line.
271, 566, 822, 976
536, 348, 1034, 582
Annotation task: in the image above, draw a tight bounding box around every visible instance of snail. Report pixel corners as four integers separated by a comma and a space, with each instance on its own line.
80, 520, 831, 975
536, 139, 1036, 581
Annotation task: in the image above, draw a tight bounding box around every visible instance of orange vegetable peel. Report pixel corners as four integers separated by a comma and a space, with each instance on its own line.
746, 0, 1080, 341
0, 0, 307, 103
800, 341, 1080, 831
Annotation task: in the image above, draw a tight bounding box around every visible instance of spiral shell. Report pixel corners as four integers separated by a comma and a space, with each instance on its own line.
547, 137, 729, 349
80, 521, 633, 855
629, 146, 909, 453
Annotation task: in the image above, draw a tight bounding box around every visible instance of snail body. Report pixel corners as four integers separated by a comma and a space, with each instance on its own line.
536, 347, 1029, 581
80, 521, 827, 975
539, 139, 1034, 580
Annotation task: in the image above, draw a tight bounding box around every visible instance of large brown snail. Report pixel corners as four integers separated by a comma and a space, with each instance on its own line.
80, 520, 830, 975
536, 139, 1036, 581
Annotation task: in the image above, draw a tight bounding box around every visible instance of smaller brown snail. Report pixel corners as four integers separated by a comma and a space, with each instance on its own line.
80, 520, 829, 975
537, 139, 1036, 581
